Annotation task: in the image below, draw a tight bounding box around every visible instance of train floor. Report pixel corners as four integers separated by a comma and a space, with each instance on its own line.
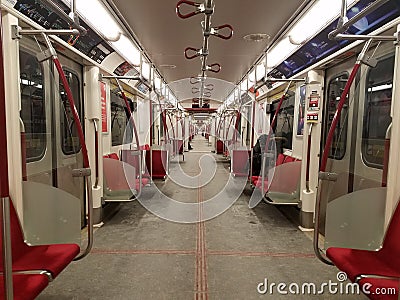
39, 135, 366, 300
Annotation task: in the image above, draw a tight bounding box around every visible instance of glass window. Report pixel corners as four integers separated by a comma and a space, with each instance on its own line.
272, 91, 295, 150
60, 70, 82, 155
19, 50, 46, 162
362, 55, 394, 168
111, 91, 132, 146
325, 73, 349, 160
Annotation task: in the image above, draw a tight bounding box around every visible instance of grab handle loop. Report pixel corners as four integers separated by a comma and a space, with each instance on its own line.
176, 0, 204, 19
190, 76, 201, 84
204, 83, 214, 91
185, 47, 201, 60
211, 24, 233, 40
206, 63, 221, 73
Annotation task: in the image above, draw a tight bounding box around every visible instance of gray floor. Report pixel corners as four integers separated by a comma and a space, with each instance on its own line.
38, 136, 366, 300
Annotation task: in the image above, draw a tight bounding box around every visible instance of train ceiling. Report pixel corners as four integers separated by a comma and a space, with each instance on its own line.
104, 0, 305, 84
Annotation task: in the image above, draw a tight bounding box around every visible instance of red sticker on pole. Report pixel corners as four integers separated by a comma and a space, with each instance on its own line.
100, 82, 107, 133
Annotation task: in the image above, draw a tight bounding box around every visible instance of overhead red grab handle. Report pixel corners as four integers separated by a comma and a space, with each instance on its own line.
212, 24, 233, 40
176, 0, 203, 19
203, 91, 212, 98
207, 63, 221, 73
185, 47, 200, 60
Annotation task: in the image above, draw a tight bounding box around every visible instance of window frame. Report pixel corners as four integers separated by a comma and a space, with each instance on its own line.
59, 68, 83, 155
361, 54, 394, 169
325, 72, 350, 161
19, 49, 47, 163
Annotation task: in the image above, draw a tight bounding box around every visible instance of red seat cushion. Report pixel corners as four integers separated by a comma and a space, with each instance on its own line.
276, 154, 285, 166
135, 178, 150, 190
13, 244, 79, 277
108, 153, 119, 160
0, 274, 48, 300
358, 278, 400, 300
326, 247, 400, 282
251, 176, 259, 187
284, 156, 296, 163
251, 176, 268, 190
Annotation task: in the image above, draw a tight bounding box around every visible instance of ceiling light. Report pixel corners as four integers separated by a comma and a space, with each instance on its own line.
256, 63, 266, 81
243, 33, 270, 42
142, 61, 151, 81
288, 0, 358, 45
266, 37, 297, 68
111, 34, 141, 66
159, 64, 177, 69
154, 75, 161, 90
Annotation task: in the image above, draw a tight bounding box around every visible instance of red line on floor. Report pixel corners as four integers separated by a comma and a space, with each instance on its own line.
208, 250, 315, 258
91, 249, 196, 255
195, 178, 201, 300
200, 184, 209, 300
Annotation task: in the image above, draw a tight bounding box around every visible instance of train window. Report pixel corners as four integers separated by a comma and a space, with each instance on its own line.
362, 55, 394, 168
271, 91, 295, 150
296, 85, 306, 136
160, 112, 164, 138
60, 70, 82, 155
111, 91, 133, 146
325, 73, 349, 160
19, 50, 46, 162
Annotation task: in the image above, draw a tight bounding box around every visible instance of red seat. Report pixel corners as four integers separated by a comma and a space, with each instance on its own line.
251, 155, 301, 192
358, 278, 400, 300
284, 156, 296, 163
0, 274, 49, 300
1, 200, 80, 278
140, 144, 150, 151
276, 153, 285, 166
327, 199, 400, 286
108, 153, 119, 160
136, 178, 150, 190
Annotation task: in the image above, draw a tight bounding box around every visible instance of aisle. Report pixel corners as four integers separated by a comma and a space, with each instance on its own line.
39, 135, 365, 299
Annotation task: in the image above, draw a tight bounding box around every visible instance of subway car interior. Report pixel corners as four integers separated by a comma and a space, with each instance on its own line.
0, 0, 400, 299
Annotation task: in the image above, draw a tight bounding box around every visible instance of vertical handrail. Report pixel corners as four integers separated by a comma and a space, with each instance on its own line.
305, 124, 313, 192
382, 123, 391, 187
167, 112, 176, 155
0, 9, 13, 298
250, 97, 256, 179
91, 119, 99, 188
233, 111, 241, 149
